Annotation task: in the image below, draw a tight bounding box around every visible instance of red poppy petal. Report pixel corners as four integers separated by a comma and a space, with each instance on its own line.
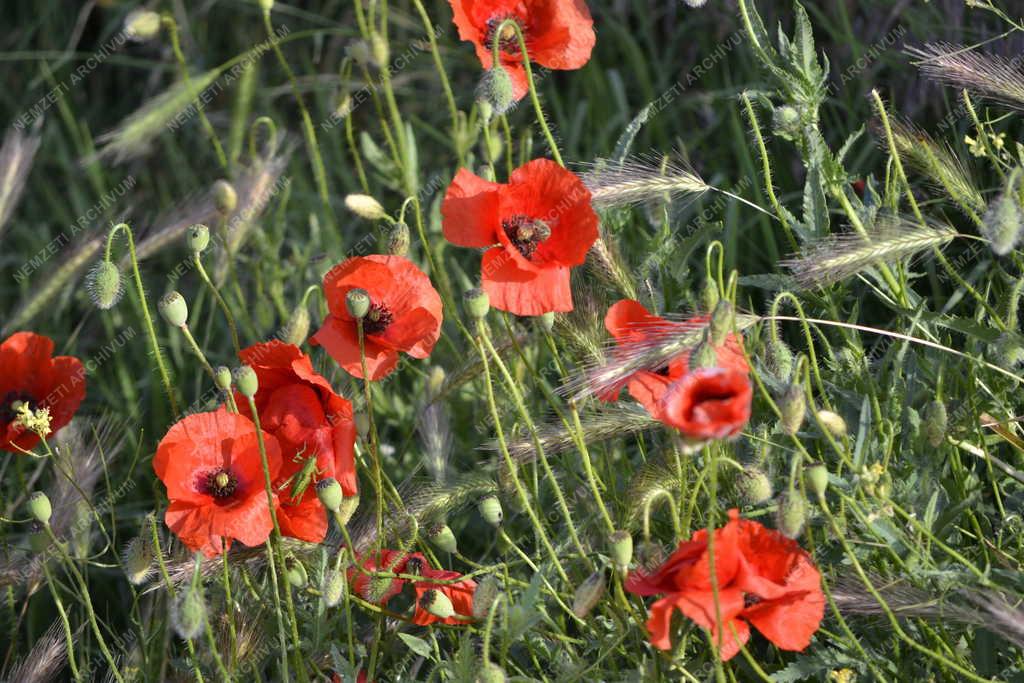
528, 0, 595, 70
276, 491, 328, 543
481, 248, 573, 315
645, 595, 679, 650
442, 169, 501, 248
604, 300, 664, 341
626, 372, 674, 420
312, 316, 400, 381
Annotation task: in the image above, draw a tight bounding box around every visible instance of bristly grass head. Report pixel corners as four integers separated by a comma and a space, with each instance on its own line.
1, 620, 67, 683
906, 43, 1024, 110
0, 120, 41, 238
501, 403, 658, 464
781, 215, 958, 289
579, 153, 709, 209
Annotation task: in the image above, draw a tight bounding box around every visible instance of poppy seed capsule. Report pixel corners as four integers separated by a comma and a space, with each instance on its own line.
816, 410, 848, 438
337, 492, 360, 526
464, 288, 490, 319
28, 491, 51, 524
316, 478, 344, 512
172, 587, 205, 640
572, 570, 607, 619
234, 365, 259, 397
419, 589, 455, 620
388, 222, 411, 256
346, 288, 371, 320
344, 194, 388, 221
779, 383, 806, 435
212, 180, 237, 215
776, 492, 807, 539
735, 467, 773, 506
472, 575, 503, 619
478, 494, 503, 526
709, 300, 734, 347
258, 0, 274, 12
609, 529, 633, 572
284, 556, 308, 588
477, 66, 515, 117
477, 662, 507, 683
804, 463, 829, 498
187, 224, 210, 253
923, 400, 947, 448
428, 523, 459, 554
538, 311, 555, 333
214, 366, 232, 391
322, 569, 347, 607
86, 260, 123, 310
158, 292, 188, 327
124, 9, 162, 41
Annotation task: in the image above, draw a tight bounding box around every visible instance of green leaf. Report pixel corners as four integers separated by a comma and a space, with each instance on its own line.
397, 632, 434, 660
612, 102, 654, 164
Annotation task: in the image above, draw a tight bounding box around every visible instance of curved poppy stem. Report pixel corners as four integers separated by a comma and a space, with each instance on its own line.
356, 319, 385, 552
492, 20, 564, 167
192, 250, 241, 356
105, 223, 179, 417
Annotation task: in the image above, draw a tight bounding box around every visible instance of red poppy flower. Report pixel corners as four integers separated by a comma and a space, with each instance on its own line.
412, 568, 477, 626
312, 256, 443, 381
153, 407, 282, 557
0, 332, 85, 453
331, 672, 371, 683
658, 368, 752, 440
449, 0, 595, 101
442, 159, 598, 316
237, 341, 357, 543
349, 550, 430, 605
626, 509, 824, 661
601, 300, 748, 419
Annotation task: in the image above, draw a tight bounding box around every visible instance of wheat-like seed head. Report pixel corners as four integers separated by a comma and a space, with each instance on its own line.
0, 121, 41, 238
579, 153, 709, 209
1, 620, 67, 683
885, 118, 985, 214
907, 43, 1024, 110
500, 403, 658, 464
781, 215, 957, 288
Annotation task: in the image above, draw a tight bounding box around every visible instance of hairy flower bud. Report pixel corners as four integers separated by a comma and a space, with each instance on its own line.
172, 585, 206, 640
476, 662, 507, 683
213, 179, 237, 215
689, 335, 718, 370
285, 556, 308, 588
124, 9, 162, 41
476, 66, 515, 118
472, 575, 503, 619
478, 494, 503, 526
419, 588, 455, 619
86, 260, 124, 310
122, 536, 154, 586
344, 194, 387, 221
735, 467, 773, 506
764, 337, 794, 382
322, 569, 347, 607
804, 463, 829, 499
776, 492, 807, 539
282, 303, 310, 346
816, 410, 847, 438
571, 570, 606, 619
923, 400, 947, 448
709, 300, 734, 347
28, 491, 52, 524
609, 530, 633, 572
158, 292, 188, 327
772, 105, 802, 141
982, 168, 1023, 256
779, 383, 806, 435
388, 221, 411, 256
701, 279, 719, 312
337, 492, 360, 527
464, 288, 490, 319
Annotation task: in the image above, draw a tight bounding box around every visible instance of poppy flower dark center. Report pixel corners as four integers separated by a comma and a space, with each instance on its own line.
743, 593, 762, 608
503, 215, 550, 259
204, 468, 239, 498
485, 15, 525, 55
406, 557, 424, 575
363, 303, 394, 335
0, 391, 36, 423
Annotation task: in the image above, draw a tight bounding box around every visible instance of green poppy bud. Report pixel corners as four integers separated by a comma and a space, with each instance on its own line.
158, 292, 188, 327
709, 300, 734, 347
346, 288, 371, 320
258, 0, 274, 12
923, 400, 947, 448
234, 365, 259, 398
772, 105, 802, 141
776, 492, 807, 539
316, 478, 344, 512
779, 383, 806, 435
172, 586, 206, 640
28, 491, 52, 524
764, 337, 794, 382
187, 224, 210, 253
355, 412, 370, 439
609, 529, 633, 572
735, 467, 773, 506
428, 523, 458, 554
464, 288, 490, 320
122, 536, 154, 586
283, 304, 310, 346
804, 463, 829, 499
816, 410, 848, 439
124, 9, 162, 41
86, 260, 124, 310
472, 575, 503, 619
477, 66, 514, 117
476, 662, 507, 683
284, 556, 308, 588
538, 312, 555, 333
213, 180, 237, 215
322, 569, 347, 607
427, 366, 446, 400
214, 366, 232, 391
478, 494, 503, 527
344, 194, 387, 221
388, 222, 411, 257
701, 279, 720, 312
572, 570, 607, 619
419, 588, 455, 619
